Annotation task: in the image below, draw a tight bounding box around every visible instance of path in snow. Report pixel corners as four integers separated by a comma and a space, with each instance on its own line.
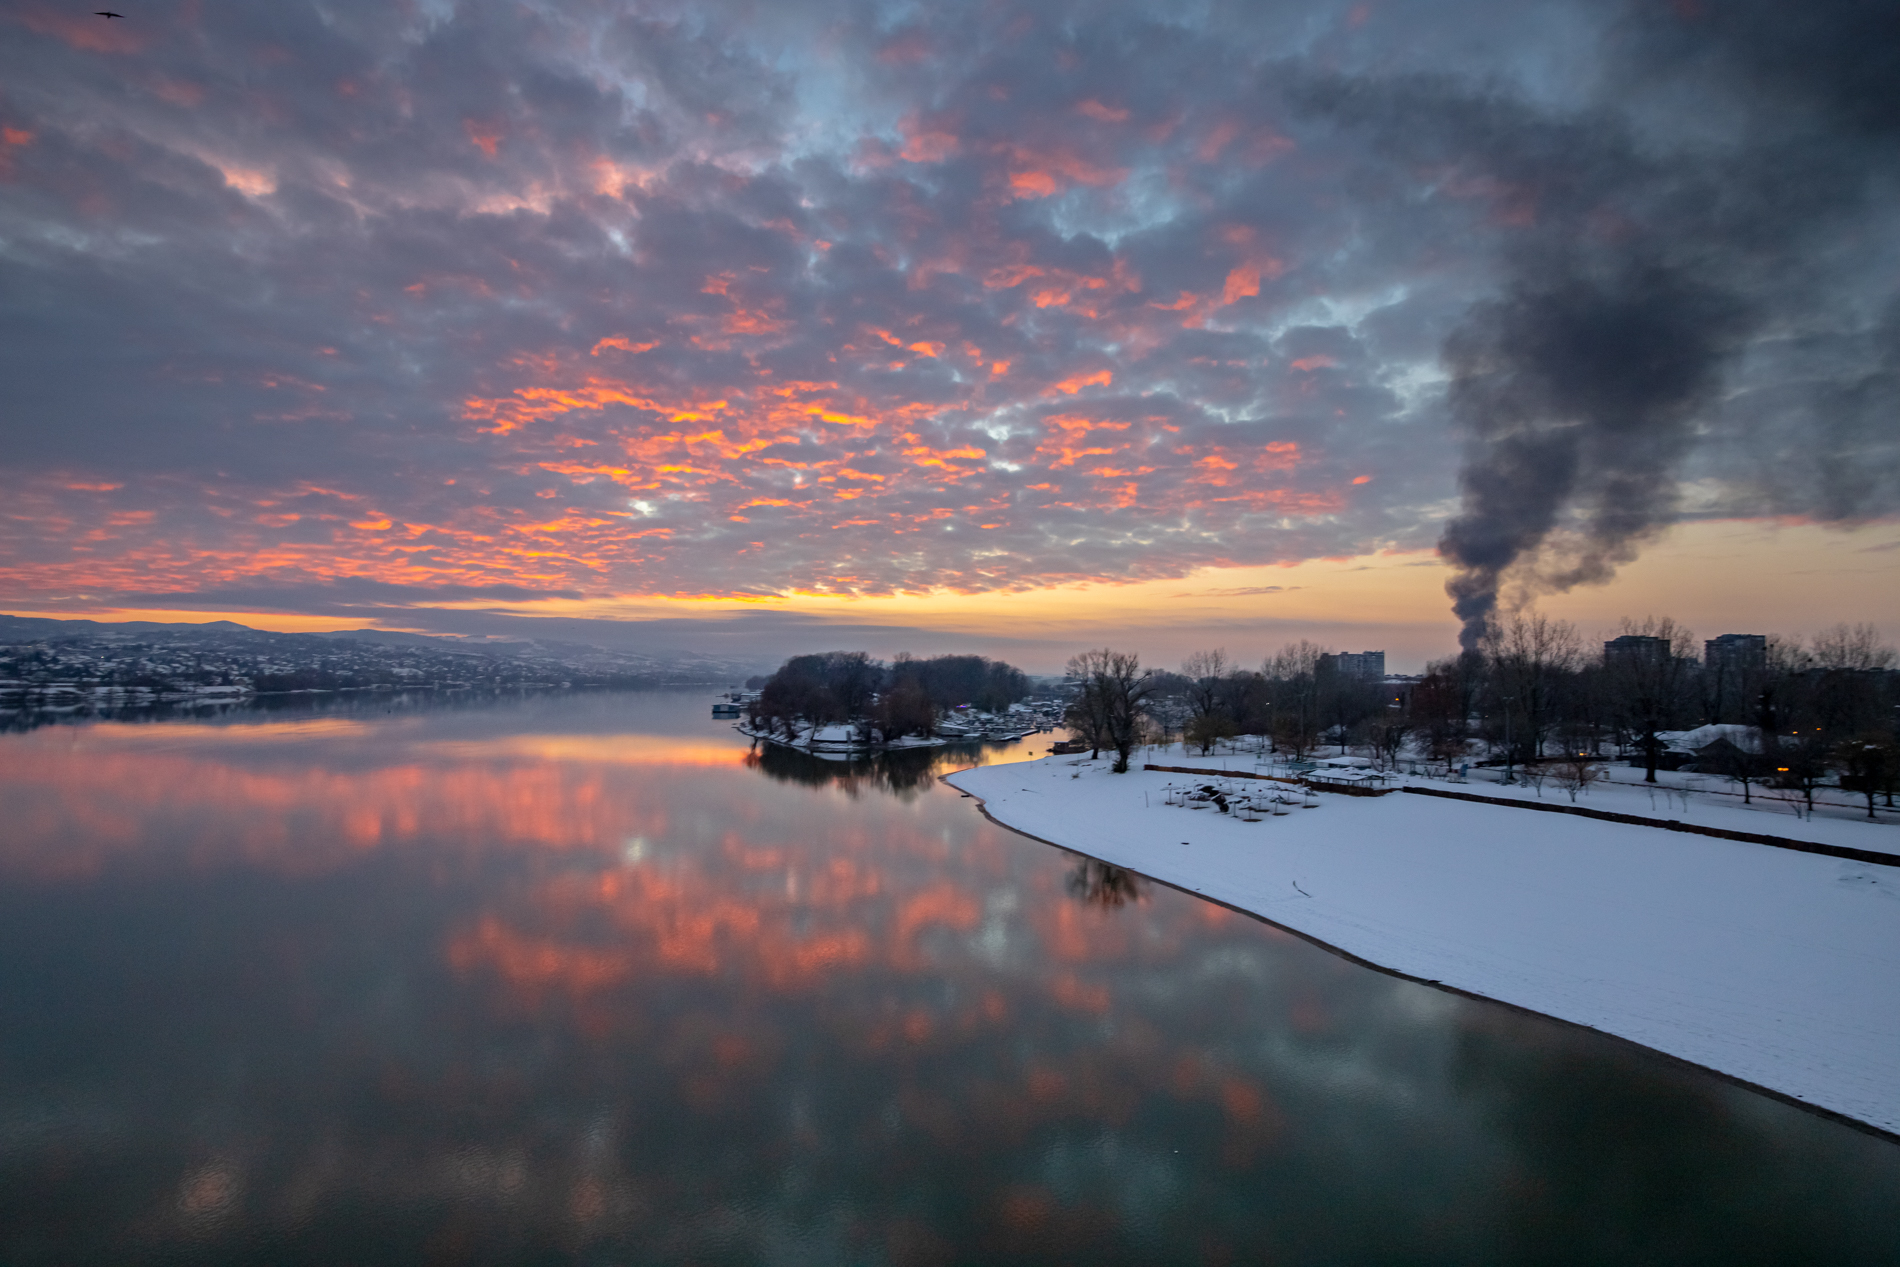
946, 754, 1900, 1137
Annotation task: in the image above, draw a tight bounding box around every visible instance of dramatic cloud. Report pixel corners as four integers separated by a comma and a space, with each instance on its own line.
0, 0, 1893, 624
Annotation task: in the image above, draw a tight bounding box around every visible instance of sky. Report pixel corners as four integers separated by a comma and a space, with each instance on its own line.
1, 0, 1895, 672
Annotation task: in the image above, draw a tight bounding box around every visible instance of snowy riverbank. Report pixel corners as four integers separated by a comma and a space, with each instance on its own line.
945, 753, 1900, 1136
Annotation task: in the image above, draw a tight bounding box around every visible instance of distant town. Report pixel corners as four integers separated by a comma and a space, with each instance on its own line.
0, 614, 752, 717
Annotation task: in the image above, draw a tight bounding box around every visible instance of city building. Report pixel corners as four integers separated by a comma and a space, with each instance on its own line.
1603, 634, 1670, 666
1704, 633, 1767, 675
1321, 650, 1386, 680
1702, 633, 1767, 723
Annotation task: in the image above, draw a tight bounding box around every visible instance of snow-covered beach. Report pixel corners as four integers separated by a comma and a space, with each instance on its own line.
946, 752, 1900, 1137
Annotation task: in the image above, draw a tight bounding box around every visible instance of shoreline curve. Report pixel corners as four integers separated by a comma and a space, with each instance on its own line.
943, 757, 1900, 1144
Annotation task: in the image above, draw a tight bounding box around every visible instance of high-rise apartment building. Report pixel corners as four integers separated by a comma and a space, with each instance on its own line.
1704, 633, 1767, 675
1603, 634, 1670, 666
1703, 633, 1767, 723
1321, 650, 1386, 680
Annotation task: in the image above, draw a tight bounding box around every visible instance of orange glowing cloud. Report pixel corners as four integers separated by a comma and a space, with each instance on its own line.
464, 118, 504, 158
1008, 169, 1060, 199
589, 156, 657, 198
1002, 144, 1128, 200
591, 336, 657, 357
1221, 265, 1262, 305
899, 113, 960, 164
1045, 370, 1112, 396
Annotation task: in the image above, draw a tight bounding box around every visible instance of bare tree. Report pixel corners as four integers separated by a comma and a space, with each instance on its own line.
1810, 623, 1896, 672
1262, 641, 1328, 758
1185, 709, 1239, 755
1098, 650, 1158, 773
1604, 616, 1696, 783
1740, 634, 1812, 773
1181, 649, 1228, 715
1413, 657, 1479, 763
1838, 734, 1899, 821
1181, 649, 1233, 755
1552, 750, 1603, 802
1063, 650, 1114, 759
1774, 733, 1832, 817
872, 679, 935, 738
1223, 670, 1273, 737
1485, 613, 1581, 774
1705, 731, 1769, 804
1366, 717, 1413, 772
1809, 625, 1896, 738
1318, 661, 1384, 755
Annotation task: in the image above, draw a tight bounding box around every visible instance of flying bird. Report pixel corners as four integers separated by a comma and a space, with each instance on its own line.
95, 11, 124, 17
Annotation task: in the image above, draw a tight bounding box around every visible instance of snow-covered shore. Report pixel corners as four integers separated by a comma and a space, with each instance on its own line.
946, 753, 1900, 1136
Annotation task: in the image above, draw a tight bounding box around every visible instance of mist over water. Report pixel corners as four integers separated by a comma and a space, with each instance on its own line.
0, 690, 1895, 1264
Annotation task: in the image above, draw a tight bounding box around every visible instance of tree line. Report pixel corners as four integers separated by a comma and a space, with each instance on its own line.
748, 651, 1030, 738
1060, 619, 1899, 816
1060, 642, 1392, 771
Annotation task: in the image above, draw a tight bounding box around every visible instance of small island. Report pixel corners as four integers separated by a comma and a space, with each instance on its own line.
731, 651, 1065, 754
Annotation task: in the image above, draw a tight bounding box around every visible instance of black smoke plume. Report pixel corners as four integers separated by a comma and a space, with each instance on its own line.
1439, 263, 1748, 650
1304, 0, 1900, 650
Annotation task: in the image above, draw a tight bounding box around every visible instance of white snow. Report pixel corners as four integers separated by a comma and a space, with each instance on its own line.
946, 753, 1900, 1135
1154, 745, 1900, 856
1441, 767, 1900, 856
1658, 723, 1764, 753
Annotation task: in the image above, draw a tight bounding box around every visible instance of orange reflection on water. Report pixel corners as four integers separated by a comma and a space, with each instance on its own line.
447, 846, 989, 1007
0, 726, 746, 880
420, 733, 751, 767
65, 717, 379, 743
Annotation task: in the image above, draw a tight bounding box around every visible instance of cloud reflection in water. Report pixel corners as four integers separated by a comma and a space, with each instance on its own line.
0, 693, 1895, 1264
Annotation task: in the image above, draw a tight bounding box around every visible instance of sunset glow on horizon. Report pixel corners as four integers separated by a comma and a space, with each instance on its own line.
12, 516, 1897, 673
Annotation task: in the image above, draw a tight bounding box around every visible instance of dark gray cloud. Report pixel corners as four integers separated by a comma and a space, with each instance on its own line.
0, 0, 1891, 629
1284, 0, 1900, 648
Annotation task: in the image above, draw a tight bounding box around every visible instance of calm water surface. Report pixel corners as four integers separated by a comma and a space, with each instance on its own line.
1, 690, 1896, 1265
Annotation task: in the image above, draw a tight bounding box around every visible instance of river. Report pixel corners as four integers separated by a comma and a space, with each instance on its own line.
1, 689, 1895, 1264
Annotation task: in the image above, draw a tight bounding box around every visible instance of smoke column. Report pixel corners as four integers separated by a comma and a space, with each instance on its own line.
1354, 0, 1900, 650
1437, 265, 1748, 650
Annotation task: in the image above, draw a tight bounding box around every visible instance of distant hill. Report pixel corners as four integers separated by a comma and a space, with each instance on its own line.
0, 612, 761, 691
0, 614, 258, 639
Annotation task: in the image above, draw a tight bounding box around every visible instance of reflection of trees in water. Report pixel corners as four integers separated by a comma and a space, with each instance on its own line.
745, 743, 962, 798
744, 739, 1037, 799
1063, 853, 1148, 909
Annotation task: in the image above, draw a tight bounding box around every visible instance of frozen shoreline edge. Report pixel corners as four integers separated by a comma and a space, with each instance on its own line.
943, 763, 1900, 1144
